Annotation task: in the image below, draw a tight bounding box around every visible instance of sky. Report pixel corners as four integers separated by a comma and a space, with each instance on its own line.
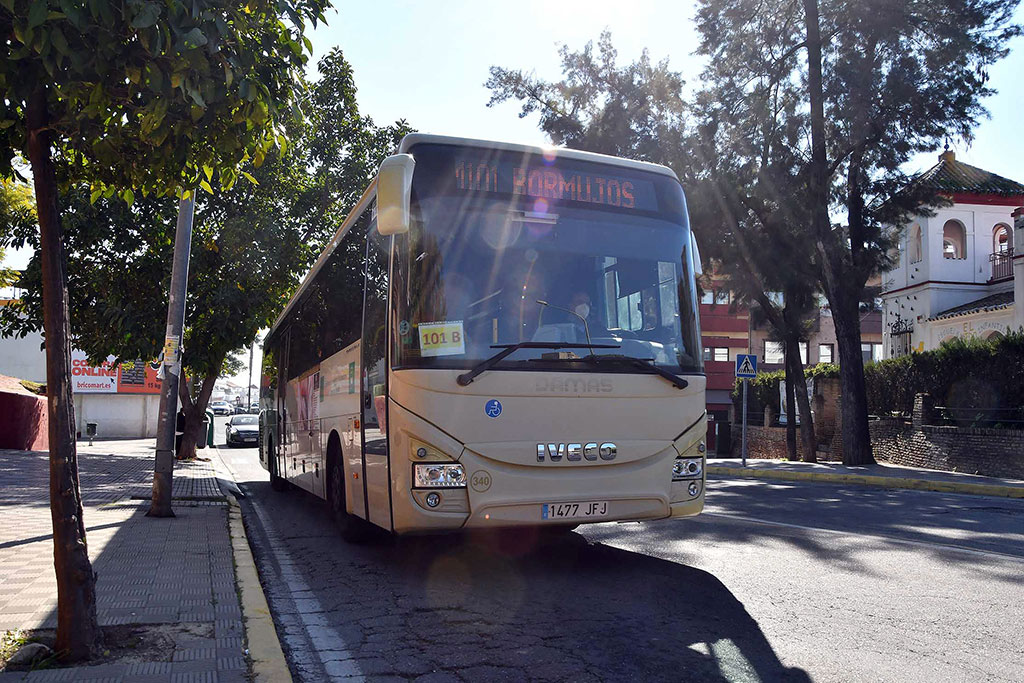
5, 0, 1023, 384
223, 0, 1024, 387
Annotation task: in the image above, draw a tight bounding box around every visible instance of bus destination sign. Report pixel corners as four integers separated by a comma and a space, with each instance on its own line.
453, 158, 659, 212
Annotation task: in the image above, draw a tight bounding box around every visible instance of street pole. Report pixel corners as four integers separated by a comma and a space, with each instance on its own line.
148, 194, 195, 518
741, 379, 748, 467
247, 341, 254, 409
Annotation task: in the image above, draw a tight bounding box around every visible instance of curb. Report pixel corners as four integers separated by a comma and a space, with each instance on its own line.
707, 465, 1024, 499
226, 494, 293, 683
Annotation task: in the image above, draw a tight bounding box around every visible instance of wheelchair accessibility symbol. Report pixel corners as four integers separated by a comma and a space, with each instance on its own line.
484, 399, 502, 419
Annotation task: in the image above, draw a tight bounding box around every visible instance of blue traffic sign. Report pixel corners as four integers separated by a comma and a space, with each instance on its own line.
735, 354, 757, 378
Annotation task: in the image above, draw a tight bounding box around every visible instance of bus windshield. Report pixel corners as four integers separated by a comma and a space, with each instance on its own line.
393, 143, 702, 375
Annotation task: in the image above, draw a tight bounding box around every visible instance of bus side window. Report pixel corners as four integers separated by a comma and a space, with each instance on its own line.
362, 216, 390, 450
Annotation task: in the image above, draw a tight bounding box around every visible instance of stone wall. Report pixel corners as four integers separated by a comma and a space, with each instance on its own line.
727, 390, 1024, 478
728, 424, 791, 460
870, 394, 1024, 479
728, 377, 842, 462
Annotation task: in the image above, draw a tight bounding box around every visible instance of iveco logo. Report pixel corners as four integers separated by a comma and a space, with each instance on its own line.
536, 443, 617, 462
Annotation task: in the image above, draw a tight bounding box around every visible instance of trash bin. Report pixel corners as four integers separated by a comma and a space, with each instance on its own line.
175, 409, 186, 457
716, 420, 732, 455
85, 421, 98, 445
198, 410, 212, 449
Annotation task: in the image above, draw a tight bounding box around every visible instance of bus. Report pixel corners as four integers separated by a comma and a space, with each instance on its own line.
259, 134, 706, 540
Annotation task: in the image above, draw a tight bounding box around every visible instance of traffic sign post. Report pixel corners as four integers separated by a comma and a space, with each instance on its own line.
735, 354, 757, 467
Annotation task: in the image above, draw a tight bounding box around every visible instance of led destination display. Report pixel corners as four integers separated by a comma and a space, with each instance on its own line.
449, 157, 660, 212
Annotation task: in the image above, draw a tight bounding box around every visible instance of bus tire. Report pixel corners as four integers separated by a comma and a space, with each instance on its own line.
327, 437, 370, 543
268, 441, 287, 492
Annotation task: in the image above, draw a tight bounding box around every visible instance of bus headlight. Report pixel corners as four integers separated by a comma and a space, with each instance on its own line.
672, 458, 703, 481
414, 463, 467, 488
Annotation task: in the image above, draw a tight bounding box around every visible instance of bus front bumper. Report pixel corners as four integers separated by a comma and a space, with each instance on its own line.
392, 446, 705, 534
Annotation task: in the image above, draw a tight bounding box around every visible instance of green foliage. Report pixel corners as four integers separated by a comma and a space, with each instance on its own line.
0, 0, 330, 195
805, 362, 839, 380
864, 333, 1024, 418
732, 362, 839, 413
731, 334, 1024, 423
485, 29, 687, 168
1, 51, 411, 386
0, 178, 35, 288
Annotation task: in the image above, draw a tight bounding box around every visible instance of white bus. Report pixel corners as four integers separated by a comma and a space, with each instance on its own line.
259, 134, 706, 540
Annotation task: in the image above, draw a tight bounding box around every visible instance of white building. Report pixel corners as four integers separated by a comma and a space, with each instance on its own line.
881, 150, 1024, 356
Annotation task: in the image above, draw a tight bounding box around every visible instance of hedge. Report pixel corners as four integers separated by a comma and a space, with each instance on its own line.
864, 332, 1024, 418
732, 363, 839, 416
732, 332, 1024, 421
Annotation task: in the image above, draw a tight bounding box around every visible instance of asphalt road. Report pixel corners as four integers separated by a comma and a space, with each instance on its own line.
212, 417, 1024, 682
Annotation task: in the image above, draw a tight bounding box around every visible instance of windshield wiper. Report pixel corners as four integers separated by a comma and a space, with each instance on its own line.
534, 353, 689, 390
456, 342, 620, 386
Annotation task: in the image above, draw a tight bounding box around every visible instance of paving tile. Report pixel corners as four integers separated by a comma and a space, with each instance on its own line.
1, 444, 248, 682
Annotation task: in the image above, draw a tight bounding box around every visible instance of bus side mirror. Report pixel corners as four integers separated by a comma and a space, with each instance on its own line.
377, 154, 415, 236
690, 232, 703, 276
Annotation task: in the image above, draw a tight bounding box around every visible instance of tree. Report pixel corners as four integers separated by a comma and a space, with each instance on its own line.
694, 0, 1021, 464
488, 32, 820, 459
2, 49, 413, 464
686, 56, 821, 462
486, 30, 687, 167
0, 0, 329, 661
0, 178, 35, 288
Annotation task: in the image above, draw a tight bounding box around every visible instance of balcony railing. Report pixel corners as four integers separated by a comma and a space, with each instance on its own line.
990, 248, 1014, 281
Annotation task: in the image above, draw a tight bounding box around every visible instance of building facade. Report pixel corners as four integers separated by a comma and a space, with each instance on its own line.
881, 150, 1024, 356
0, 300, 164, 438
698, 285, 750, 451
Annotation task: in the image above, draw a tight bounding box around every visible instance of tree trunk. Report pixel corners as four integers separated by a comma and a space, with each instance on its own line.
783, 342, 798, 461
176, 368, 219, 461
802, 0, 871, 465
832, 293, 875, 465
785, 332, 818, 463
26, 88, 103, 661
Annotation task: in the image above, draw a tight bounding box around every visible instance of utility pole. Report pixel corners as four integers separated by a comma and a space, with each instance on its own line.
247, 341, 254, 409
148, 194, 195, 518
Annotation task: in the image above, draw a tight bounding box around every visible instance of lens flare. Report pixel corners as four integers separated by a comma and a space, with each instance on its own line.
532, 198, 549, 214
542, 147, 558, 164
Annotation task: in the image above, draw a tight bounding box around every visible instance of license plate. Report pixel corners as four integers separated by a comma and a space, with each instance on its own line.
541, 501, 608, 520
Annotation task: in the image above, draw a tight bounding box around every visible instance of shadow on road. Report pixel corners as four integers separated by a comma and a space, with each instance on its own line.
692, 479, 1024, 576
242, 481, 811, 682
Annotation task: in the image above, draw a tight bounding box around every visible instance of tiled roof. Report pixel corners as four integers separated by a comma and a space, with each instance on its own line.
930, 291, 1015, 321
915, 150, 1024, 197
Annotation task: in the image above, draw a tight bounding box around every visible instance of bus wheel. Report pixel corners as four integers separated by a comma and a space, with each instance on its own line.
328, 450, 370, 543
268, 443, 287, 492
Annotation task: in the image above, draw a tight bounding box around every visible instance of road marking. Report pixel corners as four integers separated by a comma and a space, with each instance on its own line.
702, 512, 1024, 562
247, 499, 364, 679
248, 495, 364, 680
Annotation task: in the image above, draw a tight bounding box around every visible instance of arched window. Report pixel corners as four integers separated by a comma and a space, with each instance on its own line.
909, 224, 922, 263
942, 220, 966, 260
993, 224, 1012, 254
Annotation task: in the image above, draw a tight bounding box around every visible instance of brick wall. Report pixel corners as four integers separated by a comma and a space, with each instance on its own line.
870, 394, 1024, 478
727, 390, 1024, 478
728, 424, 792, 460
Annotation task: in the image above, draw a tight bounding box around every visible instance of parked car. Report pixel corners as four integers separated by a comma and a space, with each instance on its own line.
210, 400, 232, 416
249, 402, 260, 414
225, 414, 259, 447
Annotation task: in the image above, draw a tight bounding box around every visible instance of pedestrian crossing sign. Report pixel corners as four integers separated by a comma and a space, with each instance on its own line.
735, 354, 757, 378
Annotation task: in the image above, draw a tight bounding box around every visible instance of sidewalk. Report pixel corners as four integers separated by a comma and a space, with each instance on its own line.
708, 457, 1024, 498
0, 440, 249, 681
